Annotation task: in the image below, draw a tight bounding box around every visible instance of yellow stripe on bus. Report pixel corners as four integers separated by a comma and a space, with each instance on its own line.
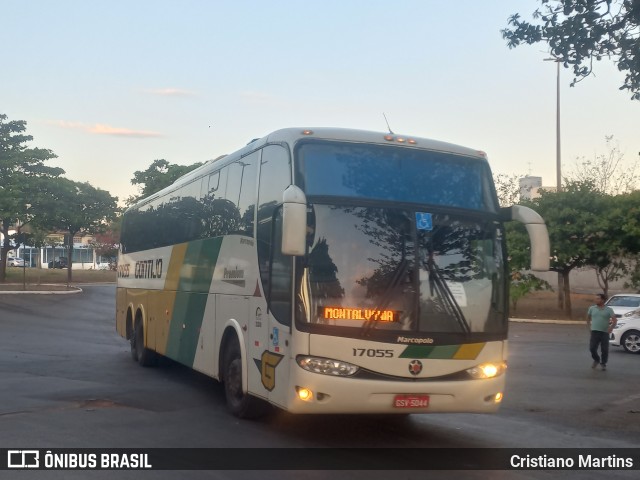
165, 243, 188, 291
148, 289, 179, 355
452, 343, 485, 360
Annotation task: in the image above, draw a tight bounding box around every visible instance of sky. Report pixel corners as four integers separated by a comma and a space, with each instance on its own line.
3, 0, 639, 204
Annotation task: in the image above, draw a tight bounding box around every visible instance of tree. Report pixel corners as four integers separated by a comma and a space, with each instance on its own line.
91, 220, 121, 267
565, 136, 640, 294
127, 159, 203, 205
35, 178, 118, 283
494, 172, 526, 207
494, 172, 555, 310
568, 135, 639, 194
502, 0, 640, 100
617, 190, 640, 291
510, 271, 552, 311
579, 192, 631, 298
509, 181, 609, 317
0, 113, 63, 282
21, 226, 50, 284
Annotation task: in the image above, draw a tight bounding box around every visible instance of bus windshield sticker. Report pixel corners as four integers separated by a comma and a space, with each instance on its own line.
416, 212, 433, 231
445, 282, 468, 307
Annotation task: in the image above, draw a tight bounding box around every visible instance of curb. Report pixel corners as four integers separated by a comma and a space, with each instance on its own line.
0, 285, 83, 295
510, 318, 585, 325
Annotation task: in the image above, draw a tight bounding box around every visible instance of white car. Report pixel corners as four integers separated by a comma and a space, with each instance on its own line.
7, 257, 25, 267
604, 293, 640, 318
610, 310, 640, 354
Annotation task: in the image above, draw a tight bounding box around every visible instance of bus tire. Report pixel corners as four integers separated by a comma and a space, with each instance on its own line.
223, 337, 269, 419
131, 319, 157, 367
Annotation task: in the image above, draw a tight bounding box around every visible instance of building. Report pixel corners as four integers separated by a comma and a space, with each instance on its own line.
519, 176, 557, 201
2, 228, 115, 270
519, 176, 542, 200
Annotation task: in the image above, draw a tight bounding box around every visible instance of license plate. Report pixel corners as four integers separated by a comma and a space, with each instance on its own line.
393, 394, 430, 408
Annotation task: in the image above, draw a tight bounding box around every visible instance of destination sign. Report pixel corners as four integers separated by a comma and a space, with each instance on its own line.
320, 307, 399, 322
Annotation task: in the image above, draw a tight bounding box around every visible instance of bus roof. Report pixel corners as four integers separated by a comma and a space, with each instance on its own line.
129, 127, 487, 210
264, 127, 486, 159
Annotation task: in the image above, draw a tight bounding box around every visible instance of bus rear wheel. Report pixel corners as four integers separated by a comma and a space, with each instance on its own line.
223, 338, 269, 419
131, 320, 157, 367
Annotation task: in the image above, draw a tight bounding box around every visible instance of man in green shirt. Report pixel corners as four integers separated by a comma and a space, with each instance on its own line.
587, 293, 617, 371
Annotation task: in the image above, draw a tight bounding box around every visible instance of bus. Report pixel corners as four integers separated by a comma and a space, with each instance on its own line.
116, 128, 549, 418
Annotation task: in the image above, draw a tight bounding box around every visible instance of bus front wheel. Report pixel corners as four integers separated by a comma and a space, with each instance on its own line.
131, 320, 157, 367
223, 338, 268, 419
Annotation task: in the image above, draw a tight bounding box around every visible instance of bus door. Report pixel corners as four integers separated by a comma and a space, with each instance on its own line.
264, 211, 293, 408
248, 295, 270, 399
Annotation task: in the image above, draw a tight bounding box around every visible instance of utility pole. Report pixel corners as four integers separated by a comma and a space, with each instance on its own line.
545, 57, 564, 310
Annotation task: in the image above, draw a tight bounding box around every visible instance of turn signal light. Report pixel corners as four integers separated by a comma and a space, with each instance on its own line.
296, 386, 313, 401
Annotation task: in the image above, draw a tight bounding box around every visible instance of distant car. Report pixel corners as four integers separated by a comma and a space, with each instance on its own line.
604, 294, 640, 318
610, 309, 640, 353
48, 257, 68, 269
7, 257, 25, 267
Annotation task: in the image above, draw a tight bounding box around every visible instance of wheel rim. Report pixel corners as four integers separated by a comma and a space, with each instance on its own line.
623, 333, 640, 353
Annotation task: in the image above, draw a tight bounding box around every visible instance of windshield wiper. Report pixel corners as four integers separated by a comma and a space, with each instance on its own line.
423, 256, 471, 333
361, 258, 410, 336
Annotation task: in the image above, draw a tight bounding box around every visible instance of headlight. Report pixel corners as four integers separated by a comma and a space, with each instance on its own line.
466, 362, 507, 379
297, 356, 359, 376
623, 310, 639, 317
613, 322, 625, 329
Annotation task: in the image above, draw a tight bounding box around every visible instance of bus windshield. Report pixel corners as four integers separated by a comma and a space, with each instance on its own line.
298, 204, 507, 336
296, 141, 498, 212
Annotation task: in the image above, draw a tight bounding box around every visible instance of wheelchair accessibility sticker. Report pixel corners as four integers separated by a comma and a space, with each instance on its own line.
416, 212, 433, 231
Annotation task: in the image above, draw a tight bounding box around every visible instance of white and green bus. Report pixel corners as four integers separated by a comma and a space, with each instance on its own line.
116, 128, 549, 418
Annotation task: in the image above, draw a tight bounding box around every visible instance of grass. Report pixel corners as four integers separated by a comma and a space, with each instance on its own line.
1, 267, 116, 289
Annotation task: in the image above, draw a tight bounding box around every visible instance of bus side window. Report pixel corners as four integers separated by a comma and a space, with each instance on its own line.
201, 171, 220, 200
270, 209, 292, 326
257, 145, 292, 326
226, 151, 259, 236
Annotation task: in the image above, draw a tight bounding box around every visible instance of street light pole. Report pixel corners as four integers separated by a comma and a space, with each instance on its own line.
545, 57, 562, 192
545, 57, 564, 309
555, 60, 561, 192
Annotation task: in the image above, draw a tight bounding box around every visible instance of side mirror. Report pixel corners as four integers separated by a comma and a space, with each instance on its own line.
503, 205, 551, 272
281, 185, 307, 256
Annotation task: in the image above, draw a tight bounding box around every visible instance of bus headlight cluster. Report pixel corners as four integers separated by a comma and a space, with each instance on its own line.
466, 362, 507, 379
297, 356, 359, 376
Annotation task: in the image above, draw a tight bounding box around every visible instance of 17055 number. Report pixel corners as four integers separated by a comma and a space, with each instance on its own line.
352, 348, 394, 358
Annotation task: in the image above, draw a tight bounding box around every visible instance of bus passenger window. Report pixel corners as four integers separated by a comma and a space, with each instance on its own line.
257, 145, 293, 326
226, 152, 258, 236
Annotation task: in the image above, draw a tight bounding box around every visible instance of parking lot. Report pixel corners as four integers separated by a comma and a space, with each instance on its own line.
0, 285, 638, 479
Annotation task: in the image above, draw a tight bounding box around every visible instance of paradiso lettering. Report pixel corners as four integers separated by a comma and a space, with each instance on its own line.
134, 259, 163, 279
321, 307, 399, 322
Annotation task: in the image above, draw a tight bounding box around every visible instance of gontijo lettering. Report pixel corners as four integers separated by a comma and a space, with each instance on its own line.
134, 259, 163, 279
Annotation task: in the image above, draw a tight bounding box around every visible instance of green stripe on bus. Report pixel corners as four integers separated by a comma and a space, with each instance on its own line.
178, 237, 223, 292
165, 291, 208, 366
165, 237, 222, 366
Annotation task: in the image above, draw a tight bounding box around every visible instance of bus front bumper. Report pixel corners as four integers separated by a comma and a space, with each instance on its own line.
280, 365, 505, 414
